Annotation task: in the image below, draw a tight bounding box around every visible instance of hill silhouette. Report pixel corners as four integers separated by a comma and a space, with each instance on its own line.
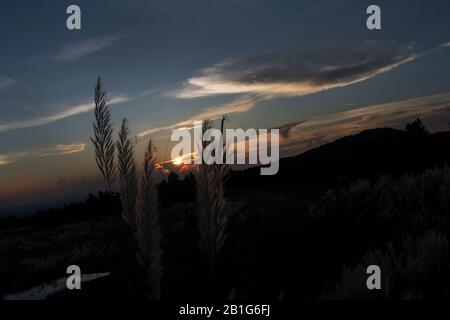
229, 128, 450, 190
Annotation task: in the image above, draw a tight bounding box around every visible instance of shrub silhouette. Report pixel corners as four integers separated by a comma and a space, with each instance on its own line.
315, 166, 450, 299
322, 230, 449, 300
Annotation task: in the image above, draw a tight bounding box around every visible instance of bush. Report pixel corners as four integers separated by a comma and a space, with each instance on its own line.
322, 230, 449, 300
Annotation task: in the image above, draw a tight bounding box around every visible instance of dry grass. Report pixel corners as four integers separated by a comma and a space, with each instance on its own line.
117, 118, 137, 228
91, 83, 162, 298
321, 230, 449, 300
195, 120, 229, 295
136, 139, 162, 300
91, 77, 116, 192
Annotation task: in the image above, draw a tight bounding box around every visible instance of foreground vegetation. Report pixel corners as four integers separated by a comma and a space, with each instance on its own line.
1, 163, 449, 300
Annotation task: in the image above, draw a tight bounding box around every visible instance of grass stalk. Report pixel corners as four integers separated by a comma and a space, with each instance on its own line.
91, 77, 116, 193
136, 139, 162, 300
195, 120, 229, 297
117, 118, 137, 228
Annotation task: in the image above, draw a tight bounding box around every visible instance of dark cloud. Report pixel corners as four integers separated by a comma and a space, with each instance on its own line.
175, 41, 423, 98
233, 42, 417, 85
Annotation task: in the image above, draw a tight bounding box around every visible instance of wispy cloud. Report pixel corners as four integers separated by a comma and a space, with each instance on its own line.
137, 95, 258, 137
0, 95, 130, 133
0, 77, 17, 91
172, 41, 426, 99
276, 120, 307, 139
39, 143, 87, 157
0, 142, 86, 166
52, 35, 121, 62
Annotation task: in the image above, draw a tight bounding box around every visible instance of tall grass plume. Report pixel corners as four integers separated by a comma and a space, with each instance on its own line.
117, 118, 137, 228
195, 120, 229, 295
91, 77, 115, 192
136, 139, 162, 299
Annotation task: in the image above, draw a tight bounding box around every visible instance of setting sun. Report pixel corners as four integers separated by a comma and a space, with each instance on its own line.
172, 157, 183, 166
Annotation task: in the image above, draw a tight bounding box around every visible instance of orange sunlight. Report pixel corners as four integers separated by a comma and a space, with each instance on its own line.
172, 156, 184, 166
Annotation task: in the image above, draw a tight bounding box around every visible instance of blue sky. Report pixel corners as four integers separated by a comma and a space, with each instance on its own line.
1, 0, 450, 212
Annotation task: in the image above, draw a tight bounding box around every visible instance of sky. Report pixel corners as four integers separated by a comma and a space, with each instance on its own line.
1, 0, 450, 214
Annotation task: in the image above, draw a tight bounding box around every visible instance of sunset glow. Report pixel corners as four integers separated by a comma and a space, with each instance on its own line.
172, 156, 184, 166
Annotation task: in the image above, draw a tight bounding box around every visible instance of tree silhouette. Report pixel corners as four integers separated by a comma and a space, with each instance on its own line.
405, 118, 429, 137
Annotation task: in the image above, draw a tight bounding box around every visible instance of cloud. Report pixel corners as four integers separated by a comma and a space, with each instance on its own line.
442, 42, 450, 48
278, 92, 450, 157
137, 95, 258, 137
0, 77, 17, 91
173, 41, 424, 99
0, 142, 86, 166
276, 120, 307, 139
52, 35, 121, 62
39, 143, 87, 157
0, 95, 130, 133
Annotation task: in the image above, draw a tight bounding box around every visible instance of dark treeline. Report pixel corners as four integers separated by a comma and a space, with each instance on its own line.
0, 174, 197, 231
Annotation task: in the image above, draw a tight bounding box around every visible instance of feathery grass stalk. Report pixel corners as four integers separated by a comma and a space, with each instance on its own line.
136, 140, 162, 300
195, 120, 229, 296
117, 118, 137, 228
91, 77, 115, 192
